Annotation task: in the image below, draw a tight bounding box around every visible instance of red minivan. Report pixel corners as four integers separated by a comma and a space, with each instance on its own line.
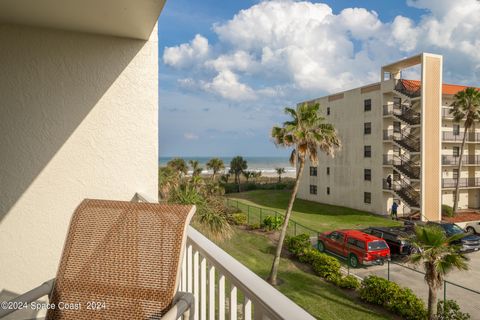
317, 229, 391, 267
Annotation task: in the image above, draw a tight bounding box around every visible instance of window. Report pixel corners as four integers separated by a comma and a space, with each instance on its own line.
327, 187, 330, 195
453, 169, 459, 180
309, 185, 317, 195
453, 124, 460, 136
364, 169, 372, 181
393, 121, 401, 133
368, 240, 389, 251
364, 146, 372, 158
327, 107, 330, 115
364, 122, 372, 135
453, 146, 460, 157
309, 166, 317, 176
364, 99, 372, 111
326, 167, 330, 175
364, 192, 371, 204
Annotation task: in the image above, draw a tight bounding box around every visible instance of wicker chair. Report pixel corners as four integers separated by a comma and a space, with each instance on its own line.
0, 199, 195, 320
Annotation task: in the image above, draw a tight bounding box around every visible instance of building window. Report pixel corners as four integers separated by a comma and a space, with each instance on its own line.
364, 192, 371, 204
310, 185, 317, 195
327, 187, 330, 195
364, 146, 372, 158
309, 166, 318, 176
364, 122, 372, 135
326, 167, 330, 175
364, 169, 371, 181
453, 124, 460, 136
327, 107, 330, 115
393, 121, 401, 133
453, 146, 460, 157
453, 169, 459, 180
364, 99, 372, 111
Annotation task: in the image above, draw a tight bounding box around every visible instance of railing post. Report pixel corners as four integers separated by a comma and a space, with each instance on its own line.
387, 260, 390, 281
316, 233, 320, 251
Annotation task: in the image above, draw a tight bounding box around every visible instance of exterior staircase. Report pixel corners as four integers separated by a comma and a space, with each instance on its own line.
393, 155, 420, 180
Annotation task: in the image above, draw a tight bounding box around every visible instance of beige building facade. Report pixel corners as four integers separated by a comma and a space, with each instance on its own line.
297, 53, 479, 221
0, 0, 164, 295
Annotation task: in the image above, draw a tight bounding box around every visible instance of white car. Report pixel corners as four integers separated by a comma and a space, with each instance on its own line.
464, 221, 480, 234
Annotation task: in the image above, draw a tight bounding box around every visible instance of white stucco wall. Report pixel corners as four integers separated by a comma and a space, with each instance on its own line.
0, 24, 158, 293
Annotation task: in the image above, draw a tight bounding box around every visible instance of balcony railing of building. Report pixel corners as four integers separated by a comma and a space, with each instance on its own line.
442, 155, 480, 165
442, 178, 480, 189
133, 194, 315, 320
183, 227, 315, 320
394, 79, 421, 98
442, 131, 480, 142
442, 108, 454, 118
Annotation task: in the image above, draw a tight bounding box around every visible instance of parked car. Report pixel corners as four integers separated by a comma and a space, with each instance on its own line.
426, 221, 480, 252
464, 221, 480, 234
363, 226, 417, 256
317, 229, 391, 267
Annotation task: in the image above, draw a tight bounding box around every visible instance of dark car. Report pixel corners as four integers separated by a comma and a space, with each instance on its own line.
363, 226, 417, 256
427, 222, 480, 252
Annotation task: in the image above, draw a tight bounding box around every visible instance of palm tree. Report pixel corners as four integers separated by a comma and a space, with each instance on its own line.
229, 156, 248, 192
407, 225, 469, 320
275, 167, 286, 183
206, 158, 225, 180
167, 158, 188, 176
158, 166, 180, 200
267, 103, 340, 285
252, 171, 262, 183
220, 173, 231, 184
450, 88, 480, 215
189, 159, 203, 177
242, 170, 254, 183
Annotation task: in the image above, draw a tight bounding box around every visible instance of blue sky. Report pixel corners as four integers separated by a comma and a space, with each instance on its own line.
158, 0, 480, 157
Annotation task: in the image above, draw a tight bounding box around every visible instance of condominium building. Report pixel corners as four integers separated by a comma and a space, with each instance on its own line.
297, 53, 479, 221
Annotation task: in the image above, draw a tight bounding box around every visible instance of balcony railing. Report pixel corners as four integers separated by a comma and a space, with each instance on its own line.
182, 226, 315, 320
442, 108, 454, 118
442, 131, 480, 142
442, 155, 480, 165
442, 178, 480, 188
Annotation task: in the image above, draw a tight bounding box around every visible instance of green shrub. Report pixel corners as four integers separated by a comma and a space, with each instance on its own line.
337, 275, 361, 289
285, 234, 311, 256
437, 300, 470, 320
309, 250, 342, 280
442, 204, 454, 217
248, 223, 261, 230
359, 276, 427, 320
298, 247, 317, 264
229, 213, 247, 225
261, 215, 283, 231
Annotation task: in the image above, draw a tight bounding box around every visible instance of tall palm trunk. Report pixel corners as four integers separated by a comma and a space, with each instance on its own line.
427, 285, 437, 320
452, 127, 469, 215
267, 158, 305, 285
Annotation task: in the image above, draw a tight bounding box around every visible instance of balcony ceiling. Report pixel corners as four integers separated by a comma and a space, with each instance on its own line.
0, 0, 166, 40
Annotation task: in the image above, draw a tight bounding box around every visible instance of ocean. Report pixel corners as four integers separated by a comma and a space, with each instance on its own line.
159, 156, 296, 176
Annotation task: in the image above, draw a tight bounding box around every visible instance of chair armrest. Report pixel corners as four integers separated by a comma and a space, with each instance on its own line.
160, 292, 194, 320
0, 278, 55, 319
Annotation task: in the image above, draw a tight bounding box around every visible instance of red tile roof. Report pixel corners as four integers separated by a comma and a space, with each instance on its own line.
401, 79, 477, 95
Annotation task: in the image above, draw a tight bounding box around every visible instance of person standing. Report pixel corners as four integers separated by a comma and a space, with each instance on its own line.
391, 201, 399, 220
386, 174, 392, 189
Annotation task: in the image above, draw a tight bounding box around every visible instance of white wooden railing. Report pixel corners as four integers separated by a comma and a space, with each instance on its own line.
181, 227, 315, 320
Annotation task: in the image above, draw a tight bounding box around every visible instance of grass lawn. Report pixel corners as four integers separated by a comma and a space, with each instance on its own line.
227, 190, 401, 233
216, 227, 391, 320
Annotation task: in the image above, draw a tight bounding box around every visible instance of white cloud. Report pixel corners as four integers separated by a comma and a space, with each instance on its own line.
163, 34, 210, 68
183, 132, 199, 140
163, 0, 480, 102
203, 70, 257, 101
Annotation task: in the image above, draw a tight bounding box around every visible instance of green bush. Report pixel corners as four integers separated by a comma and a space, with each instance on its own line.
229, 213, 247, 225
442, 204, 454, 217
359, 276, 427, 320
285, 234, 311, 256
261, 215, 283, 231
437, 300, 470, 320
337, 275, 361, 289
308, 250, 342, 281
248, 223, 261, 230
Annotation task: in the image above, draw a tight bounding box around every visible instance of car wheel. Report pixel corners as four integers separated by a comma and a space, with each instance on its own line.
349, 254, 359, 268
466, 227, 476, 234
317, 241, 325, 252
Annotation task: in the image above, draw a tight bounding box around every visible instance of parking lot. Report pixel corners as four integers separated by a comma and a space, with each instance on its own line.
350, 250, 480, 318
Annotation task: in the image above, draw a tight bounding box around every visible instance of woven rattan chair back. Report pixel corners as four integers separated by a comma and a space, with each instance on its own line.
46, 199, 195, 320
